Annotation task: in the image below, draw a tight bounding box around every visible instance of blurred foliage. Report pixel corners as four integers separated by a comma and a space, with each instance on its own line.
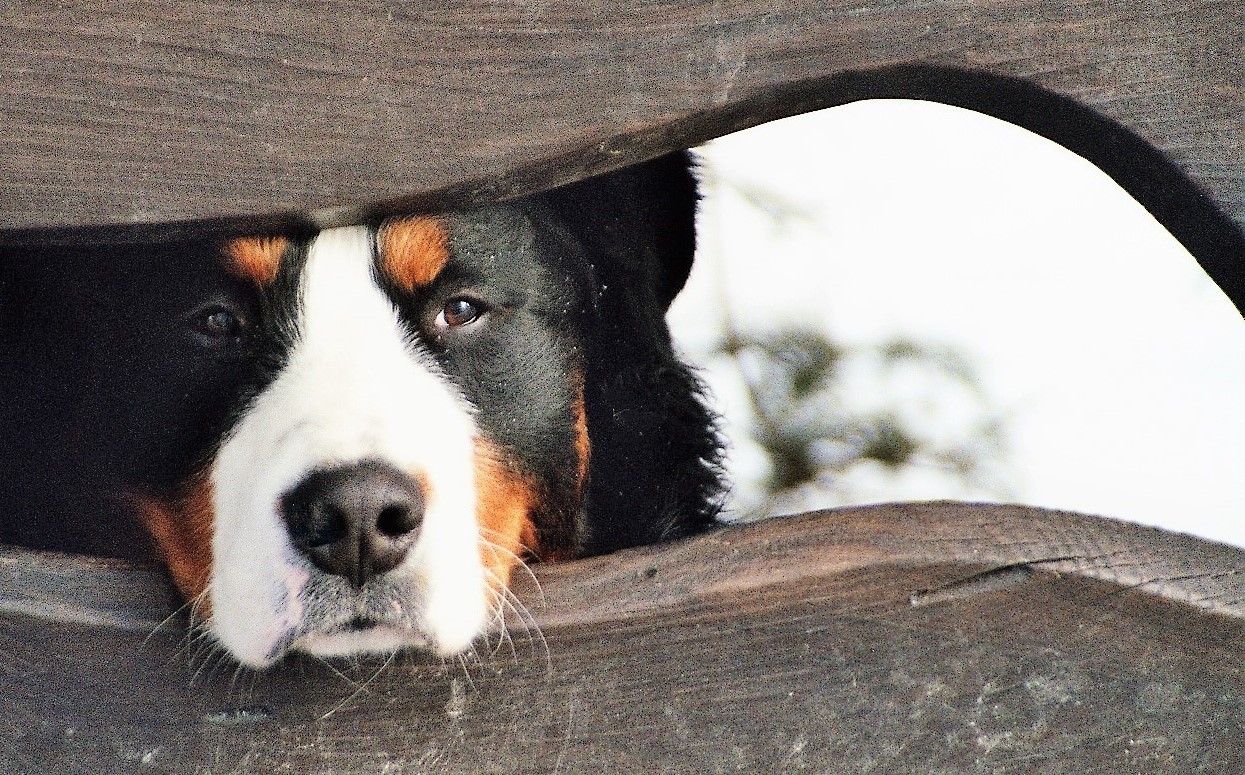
714, 327, 1010, 516
696, 163, 1011, 518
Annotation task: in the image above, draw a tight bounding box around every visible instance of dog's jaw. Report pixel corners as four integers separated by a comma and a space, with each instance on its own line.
208, 226, 489, 668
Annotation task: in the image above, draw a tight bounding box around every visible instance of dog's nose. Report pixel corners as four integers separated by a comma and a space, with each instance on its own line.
280, 461, 425, 588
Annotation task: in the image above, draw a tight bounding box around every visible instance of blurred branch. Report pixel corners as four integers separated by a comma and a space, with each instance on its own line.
692, 152, 1012, 520
713, 327, 1011, 517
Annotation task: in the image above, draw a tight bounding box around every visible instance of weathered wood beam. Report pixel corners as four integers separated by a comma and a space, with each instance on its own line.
1, 2, 1240, 261
2, 4, 1242, 768
1, 503, 1241, 772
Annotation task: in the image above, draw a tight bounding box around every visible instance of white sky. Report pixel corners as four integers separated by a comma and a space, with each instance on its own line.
668, 99, 1245, 549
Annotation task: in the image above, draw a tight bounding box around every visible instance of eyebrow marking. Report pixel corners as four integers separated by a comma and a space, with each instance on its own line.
224, 236, 288, 286
378, 216, 450, 293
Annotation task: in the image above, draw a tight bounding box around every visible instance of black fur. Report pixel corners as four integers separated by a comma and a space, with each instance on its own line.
0, 239, 254, 559
536, 152, 724, 553
0, 152, 722, 564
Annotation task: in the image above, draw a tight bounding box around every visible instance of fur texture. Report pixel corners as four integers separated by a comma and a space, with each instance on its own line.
0, 152, 723, 666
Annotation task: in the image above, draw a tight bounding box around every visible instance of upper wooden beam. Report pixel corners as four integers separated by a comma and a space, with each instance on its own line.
0, 2, 1240, 252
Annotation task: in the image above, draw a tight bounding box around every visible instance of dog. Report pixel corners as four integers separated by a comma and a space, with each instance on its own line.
0, 152, 723, 667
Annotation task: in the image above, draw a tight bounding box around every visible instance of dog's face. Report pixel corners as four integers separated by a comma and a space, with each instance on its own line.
143, 209, 600, 666
0, 153, 722, 667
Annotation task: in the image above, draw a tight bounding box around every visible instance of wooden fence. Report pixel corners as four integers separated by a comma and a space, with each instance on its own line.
1, 1, 1242, 771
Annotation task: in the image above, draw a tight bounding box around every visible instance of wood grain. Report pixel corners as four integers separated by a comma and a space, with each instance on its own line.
0, 2, 1240, 274
2, 5, 1244, 770
1, 503, 1241, 773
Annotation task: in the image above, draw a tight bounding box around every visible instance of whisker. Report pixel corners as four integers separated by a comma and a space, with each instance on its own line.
480, 562, 551, 677
318, 650, 397, 721
142, 597, 196, 647
161, 581, 238, 687
145, 583, 215, 672
476, 536, 548, 649
477, 527, 547, 607
315, 655, 371, 691
479, 585, 519, 663
477, 534, 546, 629
189, 642, 233, 686
454, 652, 481, 694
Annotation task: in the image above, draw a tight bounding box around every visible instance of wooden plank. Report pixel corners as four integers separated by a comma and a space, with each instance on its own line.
2, 503, 1241, 773
0, 2, 1240, 272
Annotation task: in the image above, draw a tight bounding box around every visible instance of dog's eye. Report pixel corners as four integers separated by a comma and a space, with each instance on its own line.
436, 298, 483, 330
195, 306, 245, 341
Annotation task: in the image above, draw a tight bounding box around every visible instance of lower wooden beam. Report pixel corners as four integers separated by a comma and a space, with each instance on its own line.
0, 503, 1241, 772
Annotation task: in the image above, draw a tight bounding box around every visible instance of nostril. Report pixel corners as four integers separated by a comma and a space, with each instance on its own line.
306, 503, 350, 548
377, 504, 417, 538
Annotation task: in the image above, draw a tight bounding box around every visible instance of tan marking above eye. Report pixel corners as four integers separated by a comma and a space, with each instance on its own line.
224, 236, 288, 286
379, 217, 450, 293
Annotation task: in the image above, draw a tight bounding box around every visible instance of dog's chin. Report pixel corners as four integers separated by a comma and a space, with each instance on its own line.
291, 623, 429, 661
211, 566, 493, 669
227, 617, 482, 669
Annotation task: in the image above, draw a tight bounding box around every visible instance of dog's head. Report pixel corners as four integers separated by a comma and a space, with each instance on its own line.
0, 153, 721, 667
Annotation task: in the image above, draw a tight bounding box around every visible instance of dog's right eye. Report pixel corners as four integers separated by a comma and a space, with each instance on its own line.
203, 309, 240, 337
192, 306, 247, 344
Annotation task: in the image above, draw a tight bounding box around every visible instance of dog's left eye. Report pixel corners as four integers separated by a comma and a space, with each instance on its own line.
436, 298, 484, 330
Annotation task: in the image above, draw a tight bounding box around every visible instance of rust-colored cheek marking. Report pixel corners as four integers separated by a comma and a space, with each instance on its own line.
378, 216, 450, 293
133, 476, 215, 615
572, 382, 592, 499
224, 236, 288, 286
473, 440, 539, 597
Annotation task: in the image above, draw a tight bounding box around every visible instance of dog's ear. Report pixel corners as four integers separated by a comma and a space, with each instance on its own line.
540, 151, 698, 311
